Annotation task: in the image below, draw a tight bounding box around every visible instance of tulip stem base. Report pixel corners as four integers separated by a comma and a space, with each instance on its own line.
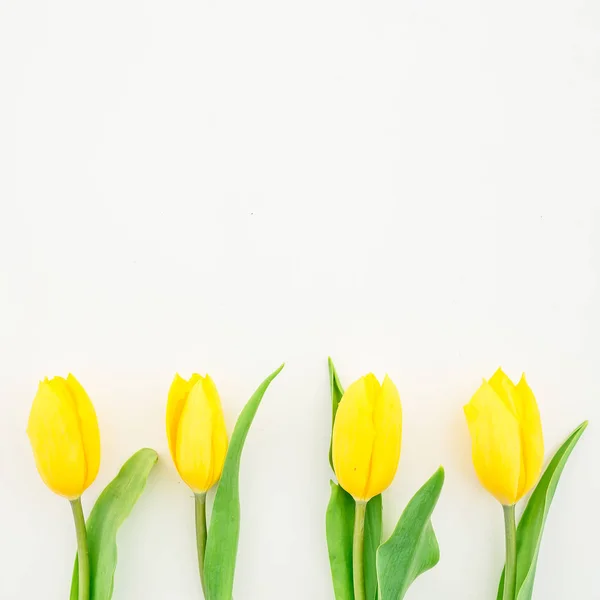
195, 493, 207, 596
503, 504, 517, 600
353, 500, 367, 600
71, 497, 90, 600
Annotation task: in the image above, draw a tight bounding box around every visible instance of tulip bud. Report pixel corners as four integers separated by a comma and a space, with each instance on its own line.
166, 374, 228, 493
332, 373, 402, 501
27, 374, 101, 499
464, 368, 544, 505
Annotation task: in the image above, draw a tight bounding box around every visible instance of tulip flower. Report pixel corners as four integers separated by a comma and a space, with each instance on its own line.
166, 373, 228, 594
464, 367, 544, 600
464, 368, 544, 505
332, 373, 402, 600
27, 374, 101, 600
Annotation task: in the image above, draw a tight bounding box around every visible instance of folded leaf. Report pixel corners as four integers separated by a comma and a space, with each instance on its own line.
327, 482, 355, 600
496, 421, 588, 600
70, 448, 158, 600
204, 364, 284, 600
377, 467, 445, 600
328, 357, 345, 471
364, 494, 383, 600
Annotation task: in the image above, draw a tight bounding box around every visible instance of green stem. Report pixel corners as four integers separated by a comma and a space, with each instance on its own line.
503, 504, 517, 600
353, 500, 367, 600
70, 498, 90, 600
195, 493, 207, 596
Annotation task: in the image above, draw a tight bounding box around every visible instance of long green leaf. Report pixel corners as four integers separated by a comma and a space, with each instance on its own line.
326, 482, 355, 600
326, 358, 383, 600
326, 485, 383, 600
496, 421, 588, 600
364, 494, 383, 600
328, 357, 345, 470
327, 358, 353, 600
204, 364, 284, 600
377, 467, 445, 600
70, 448, 158, 600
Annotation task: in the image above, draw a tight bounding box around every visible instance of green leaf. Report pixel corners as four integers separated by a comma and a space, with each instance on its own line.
204, 364, 285, 600
328, 357, 345, 470
377, 467, 445, 600
70, 448, 158, 600
327, 358, 353, 600
326, 485, 382, 600
364, 494, 383, 600
326, 482, 355, 600
496, 421, 588, 600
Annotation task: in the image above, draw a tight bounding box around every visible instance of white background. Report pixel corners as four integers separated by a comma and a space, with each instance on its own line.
1, 0, 599, 598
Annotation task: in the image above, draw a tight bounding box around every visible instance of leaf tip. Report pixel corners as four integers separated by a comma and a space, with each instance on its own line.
571, 419, 589, 438
267, 363, 286, 381
133, 447, 159, 463
146, 449, 159, 464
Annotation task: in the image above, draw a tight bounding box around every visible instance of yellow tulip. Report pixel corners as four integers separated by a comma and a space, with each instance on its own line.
166, 373, 229, 493
332, 373, 402, 501
27, 374, 101, 499
464, 367, 544, 505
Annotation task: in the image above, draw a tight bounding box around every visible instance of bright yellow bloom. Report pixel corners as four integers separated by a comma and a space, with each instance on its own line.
166, 374, 229, 493
464, 368, 544, 505
27, 374, 101, 499
332, 373, 402, 501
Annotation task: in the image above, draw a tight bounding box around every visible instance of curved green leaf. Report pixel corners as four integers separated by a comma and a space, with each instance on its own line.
70, 448, 158, 600
326, 484, 383, 600
328, 357, 345, 470
364, 494, 383, 600
326, 482, 355, 600
496, 421, 588, 600
377, 467, 445, 600
204, 364, 284, 600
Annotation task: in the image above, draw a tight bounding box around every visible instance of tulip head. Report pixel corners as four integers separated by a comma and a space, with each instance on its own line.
464, 368, 544, 505
332, 373, 402, 502
166, 374, 228, 494
27, 374, 101, 499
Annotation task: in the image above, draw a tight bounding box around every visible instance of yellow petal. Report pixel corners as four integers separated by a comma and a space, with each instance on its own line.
332, 375, 377, 500
488, 368, 519, 417
488, 369, 528, 494
364, 375, 402, 500
464, 381, 522, 505
202, 375, 229, 486
514, 374, 544, 499
175, 379, 218, 492
65, 374, 101, 489
27, 379, 87, 498
166, 373, 202, 463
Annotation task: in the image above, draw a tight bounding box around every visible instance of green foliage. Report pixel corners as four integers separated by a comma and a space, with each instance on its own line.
203, 364, 284, 600
497, 421, 588, 600
70, 448, 158, 600
327, 481, 355, 600
364, 494, 383, 600
328, 357, 345, 471
377, 468, 445, 600
326, 483, 382, 600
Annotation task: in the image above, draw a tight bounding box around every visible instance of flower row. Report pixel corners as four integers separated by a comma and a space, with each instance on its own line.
27, 361, 588, 600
